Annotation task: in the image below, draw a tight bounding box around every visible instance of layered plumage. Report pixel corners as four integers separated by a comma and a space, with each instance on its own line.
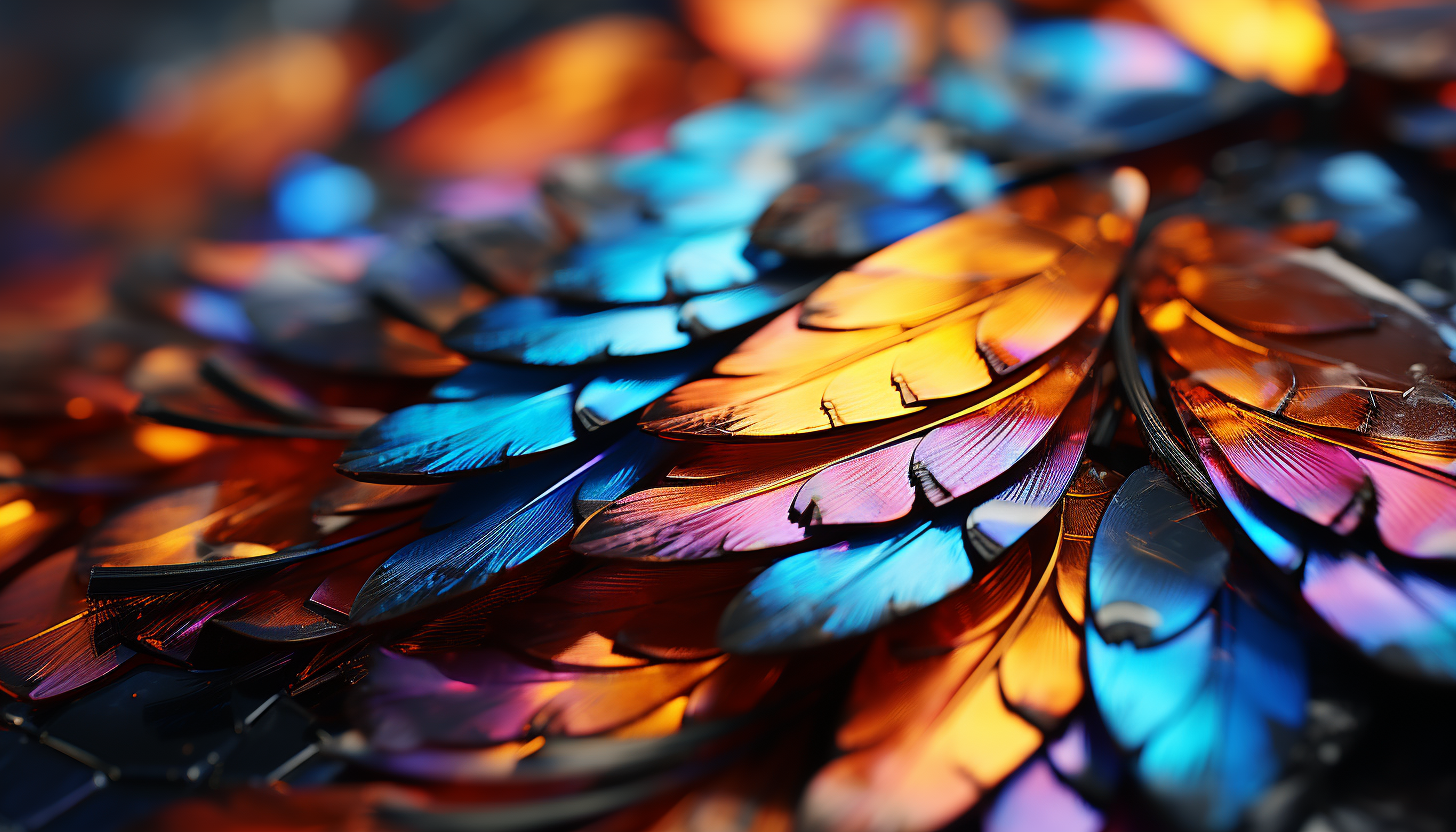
9, 6, 1456, 832
1130, 217, 1456, 683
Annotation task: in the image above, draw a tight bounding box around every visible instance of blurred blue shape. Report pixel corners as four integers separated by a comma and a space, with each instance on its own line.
1318, 151, 1405, 206
177, 287, 255, 343
274, 153, 376, 238
933, 72, 1017, 133
1009, 20, 1211, 99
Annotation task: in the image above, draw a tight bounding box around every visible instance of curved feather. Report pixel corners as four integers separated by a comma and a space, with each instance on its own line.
640, 170, 1145, 440
445, 280, 807, 368
799, 464, 1112, 832
447, 298, 692, 365
1087, 464, 1308, 831
1089, 594, 1306, 832
717, 518, 973, 653
966, 379, 1099, 558
577, 305, 1110, 561
1178, 395, 1456, 682
353, 647, 726, 750
336, 386, 578, 481
1088, 466, 1229, 646
350, 434, 670, 624
1139, 218, 1456, 465
1302, 550, 1456, 681
545, 225, 758, 304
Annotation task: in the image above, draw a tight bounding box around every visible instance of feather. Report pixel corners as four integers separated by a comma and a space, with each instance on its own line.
335, 387, 577, 481
1359, 459, 1456, 558
579, 310, 1108, 562
85, 513, 419, 598
639, 171, 1144, 440
546, 227, 681, 304
363, 240, 491, 333
1088, 466, 1228, 646
242, 270, 464, 377
429, 361, 578, 401
445, 280, 805, 368
574, 349, 717, 431
434, 217, 560, 296
717, 518, 973, 653
546, 225, 758, 303
798, 465, 1112, 832
1089, 594, 1306, 832
350, 434, 669, 624
1177, 391, 1456, 680
909, 338, 1102, 505
803, 667, 1041, 832
676, 279, 817, 336
966, 382, 1100, 558
1173, 384, 1368, 527
1181, 414, 1308, 572
0, 615, 134, 700
447, 298, 692, 365
1087, 461, 1308, 830
1140, 218, 1456, 466
997, 593, 1083, 729
312, 480, 448, 515
790, 440, 920, 527
750, 179, 965, 260
353, 648, 726, 751
135, 353, 380, 440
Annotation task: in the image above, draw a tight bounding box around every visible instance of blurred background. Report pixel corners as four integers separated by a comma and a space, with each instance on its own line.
3, 0, 1450, 244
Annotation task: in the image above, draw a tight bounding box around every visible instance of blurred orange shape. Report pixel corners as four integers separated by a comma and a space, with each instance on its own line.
1137, 0, 1343, 94
132, 423, 212, 464
393, 16, 721, 177
0, 500, 35, 529
681, 0, 846, 77
37, 34, 367, 235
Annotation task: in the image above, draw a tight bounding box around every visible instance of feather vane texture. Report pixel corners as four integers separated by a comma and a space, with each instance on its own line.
349, 434, 670, 624
798, 463, 1113, 832
1087, 467, 1307, 831
640, 169, 1147, 439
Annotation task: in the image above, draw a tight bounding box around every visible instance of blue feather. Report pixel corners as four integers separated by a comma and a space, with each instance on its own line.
1089, 596, 1307, 831
446, 297, 692, 365
614, 152, 740, 210
966, 390, 1094, 558
717, 518, 972, 653
934, 20, 1264, 157
574, 350, 710, 430
664, 228, 756, 296
430, 361, 577, 401
336, 386, 576, 480
548, 227, 678, 304
1134, 595, 1306, 831
351, 436, 670, 624
655, 180, 785, 232
546, 225, 758, 303
666, 101, 777, 160
573, 432, 675, 516
678, 280, 814, 336
1087, 613, 1214, 749
1089, 466, 1228, 646
1088, 466, 1307, 831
